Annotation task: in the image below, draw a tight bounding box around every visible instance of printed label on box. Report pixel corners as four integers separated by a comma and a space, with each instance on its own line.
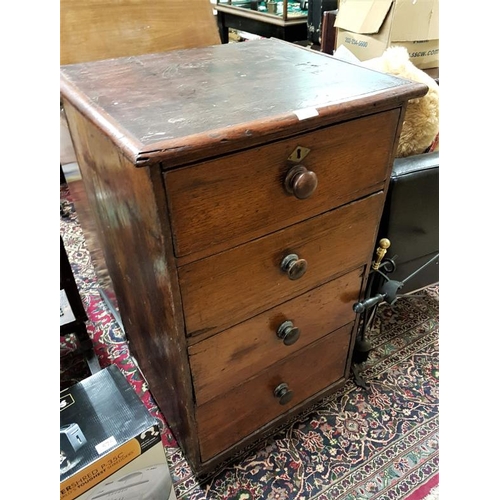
60, 289, 76, 326
60, 439, 142, 500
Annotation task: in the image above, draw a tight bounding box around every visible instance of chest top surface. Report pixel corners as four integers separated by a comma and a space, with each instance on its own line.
60, 38, 426, 167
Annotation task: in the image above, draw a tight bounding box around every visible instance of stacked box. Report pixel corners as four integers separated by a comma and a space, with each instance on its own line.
60, 364, 176, 500
334, 0, 439, 69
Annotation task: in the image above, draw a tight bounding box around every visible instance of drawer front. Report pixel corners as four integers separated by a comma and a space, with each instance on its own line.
196, 323, 352, 461
165, 109, 399, 258
189, 267, 362, 406
179, 192, 384, 337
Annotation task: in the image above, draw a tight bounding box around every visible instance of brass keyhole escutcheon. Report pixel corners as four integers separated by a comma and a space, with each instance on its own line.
274, 383, 293, 405
284, 164, 318, 199
287, 146, 311, 163
277, 320, 301, 346
280, 253, 307, 280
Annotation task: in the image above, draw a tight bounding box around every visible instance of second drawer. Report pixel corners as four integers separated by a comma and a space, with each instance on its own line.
179, 191, 384, 337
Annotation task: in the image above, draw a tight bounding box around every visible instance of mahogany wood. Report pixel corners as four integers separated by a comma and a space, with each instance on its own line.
62, 100, 201, 465
60, 39, 428, 476
320, 10, 337, 55
60, 0, 221, 317
60, 39, 426, 168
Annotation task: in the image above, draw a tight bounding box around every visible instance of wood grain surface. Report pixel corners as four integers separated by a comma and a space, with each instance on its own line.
179, 192, 384, 337
60, 38, 425, 475
166, 110, 399, 258
189, 267, 363, 406
60, 39, 427, 167
60, 0, 220, 65
62, 100, 201, 467
196, 323, 352, 460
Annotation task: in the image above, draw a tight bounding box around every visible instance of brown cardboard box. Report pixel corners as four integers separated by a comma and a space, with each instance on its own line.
334, 0, 439, 69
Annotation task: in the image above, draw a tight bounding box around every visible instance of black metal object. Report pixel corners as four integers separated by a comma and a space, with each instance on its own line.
277, 320, 301, 345
274, 383, 294, 405
350, 240, 439, 388
60, 237, 89, 344
60, 236, 100, 388
281, 253, 308, 280
216, 10, 308, 43
307, 0, 337, 45
377, 152, 439, 292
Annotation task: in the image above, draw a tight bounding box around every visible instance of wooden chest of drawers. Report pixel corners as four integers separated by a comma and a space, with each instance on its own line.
60, 38, 426, 476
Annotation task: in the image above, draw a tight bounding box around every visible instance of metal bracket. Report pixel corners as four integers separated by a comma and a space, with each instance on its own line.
351, 364, 369, 390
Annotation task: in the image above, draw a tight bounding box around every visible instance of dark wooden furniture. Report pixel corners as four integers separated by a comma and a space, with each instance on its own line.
60, 38, 426, 476
215, 2, 308, 43
320, 8, 338, 55
60, 0, 222, 321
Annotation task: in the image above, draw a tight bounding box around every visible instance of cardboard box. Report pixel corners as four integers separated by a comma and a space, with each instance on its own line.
334, 0, 439, 69
60, 365, 176, 500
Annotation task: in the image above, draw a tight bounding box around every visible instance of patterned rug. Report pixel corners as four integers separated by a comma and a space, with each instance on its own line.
60, 183, 439, 500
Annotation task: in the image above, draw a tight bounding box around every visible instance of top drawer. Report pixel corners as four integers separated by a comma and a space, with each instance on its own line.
164, 109, 400, 259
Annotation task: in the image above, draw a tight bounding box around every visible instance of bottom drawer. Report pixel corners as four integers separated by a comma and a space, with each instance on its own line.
196, 322, 353, 461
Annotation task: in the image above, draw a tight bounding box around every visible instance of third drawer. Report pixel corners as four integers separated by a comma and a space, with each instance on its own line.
188, 267, 363, 406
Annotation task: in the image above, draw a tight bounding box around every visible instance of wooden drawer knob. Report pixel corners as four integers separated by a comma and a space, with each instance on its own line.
274, 383, 293, 405
284, 164, 318, 199
280, 253, 307, 280
277, 320, 301, 346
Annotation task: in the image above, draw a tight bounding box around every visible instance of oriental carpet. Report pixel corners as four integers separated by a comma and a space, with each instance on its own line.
60, 183, 439, 500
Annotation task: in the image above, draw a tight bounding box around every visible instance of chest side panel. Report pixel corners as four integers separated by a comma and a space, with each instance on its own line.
62, 100, 201, 468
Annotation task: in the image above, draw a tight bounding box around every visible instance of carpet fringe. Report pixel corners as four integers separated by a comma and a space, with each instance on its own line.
424, 485, 439, 499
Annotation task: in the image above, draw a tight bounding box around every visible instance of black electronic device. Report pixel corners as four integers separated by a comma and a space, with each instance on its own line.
60, 365, 175, 500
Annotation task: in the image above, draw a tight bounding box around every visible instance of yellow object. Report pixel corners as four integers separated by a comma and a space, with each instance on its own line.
372, 238, 390, 270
